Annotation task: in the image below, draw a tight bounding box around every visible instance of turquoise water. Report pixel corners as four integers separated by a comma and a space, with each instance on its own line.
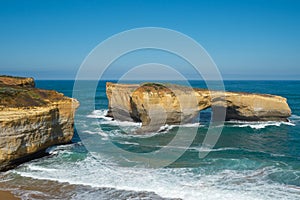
1, 80, 300, 200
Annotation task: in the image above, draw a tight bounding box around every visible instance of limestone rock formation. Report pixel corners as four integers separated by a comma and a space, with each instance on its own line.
106, 82, 291, 132
211, 91, 291, 122
0, 75, 79, 171
106, 83, 140, 122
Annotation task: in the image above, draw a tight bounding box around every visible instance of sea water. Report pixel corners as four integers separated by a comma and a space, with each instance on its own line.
0, 80, 300, 200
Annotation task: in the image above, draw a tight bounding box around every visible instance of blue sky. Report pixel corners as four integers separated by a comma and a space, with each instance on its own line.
0, 0, 299, 80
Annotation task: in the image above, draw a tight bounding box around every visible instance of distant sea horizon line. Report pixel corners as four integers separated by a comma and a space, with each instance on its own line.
34, 79, 300, 81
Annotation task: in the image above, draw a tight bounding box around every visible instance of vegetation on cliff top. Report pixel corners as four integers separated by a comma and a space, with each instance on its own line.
0, 85, 65, 108
0, 75, 35, 88
0, 75, 29, 79
0, 75, 67, 108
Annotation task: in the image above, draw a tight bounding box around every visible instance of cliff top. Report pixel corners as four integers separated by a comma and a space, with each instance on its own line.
0, 75, 35, 88
0, 86, 67, 108
0, 76, 70, 109
106, 82, 278, 98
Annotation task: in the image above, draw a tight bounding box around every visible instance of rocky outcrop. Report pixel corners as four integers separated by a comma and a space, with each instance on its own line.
0, 76, 79, 171
106, 82, 291, 132
211, 91, 291, 122
106, 83, 141, 122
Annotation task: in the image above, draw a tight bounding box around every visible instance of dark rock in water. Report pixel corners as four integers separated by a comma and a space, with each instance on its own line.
0, 75, 79, 171
106, 82, 291, 133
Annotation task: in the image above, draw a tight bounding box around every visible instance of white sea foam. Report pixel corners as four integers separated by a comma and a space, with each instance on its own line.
101, 120, 141, 127
13, 153, 300, 200
192, 147, 241, 152
290, 115, 300, 123
87, 110, 299, 131
87, 109, 142, 127
82, 130, 109, 139
184, 123, 202, 127
151, 146, 241, 153
191, 147, 288, 158
290, 114, 300, 119
117, 141, 140, 146
172, 123, 203, 128
228, 121, 295, 129
46, 143, 76, 155
157, 123, 203, 133
86, 109, 112, 120
82, 130, 98, 135
27, 165, 57, 172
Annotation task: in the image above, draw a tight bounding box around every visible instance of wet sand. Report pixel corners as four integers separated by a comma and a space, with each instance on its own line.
0, 190, 20, 200
0, 178, 176, 200
0, 171, 177, 200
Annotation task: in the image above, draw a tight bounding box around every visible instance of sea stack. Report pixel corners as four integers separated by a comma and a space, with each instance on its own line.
106, 82, 291, 132
0, 75, 79, 171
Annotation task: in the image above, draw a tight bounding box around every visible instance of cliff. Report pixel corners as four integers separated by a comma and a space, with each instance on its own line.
106, 82, 291, 132
0, 76, 79, 171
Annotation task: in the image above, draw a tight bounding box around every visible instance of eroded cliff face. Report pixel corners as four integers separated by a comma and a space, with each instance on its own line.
131, 84, 211, 127
0, 76, 79, 171
211, 91, 291, 121
106, 82, 140, 122
106, 82, 291, 132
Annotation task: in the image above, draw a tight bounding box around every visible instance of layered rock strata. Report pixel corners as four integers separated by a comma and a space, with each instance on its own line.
0, 76, 79, 170
106, 82, 291, 132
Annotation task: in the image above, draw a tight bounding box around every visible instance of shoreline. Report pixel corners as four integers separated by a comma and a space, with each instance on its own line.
0, 190, 20, 200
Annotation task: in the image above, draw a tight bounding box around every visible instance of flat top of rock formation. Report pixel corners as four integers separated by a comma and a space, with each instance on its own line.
0, 75, 29, 80
0, 76, 72, 109
0, 85, 67, 108
0, 75, 34, 87
107, 82, 279, 98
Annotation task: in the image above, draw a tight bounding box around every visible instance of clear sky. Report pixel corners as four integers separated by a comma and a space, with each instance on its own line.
0, 0, 299, 80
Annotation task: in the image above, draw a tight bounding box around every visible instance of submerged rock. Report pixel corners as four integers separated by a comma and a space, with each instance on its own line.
106, 82, 291, 133
0, 75, 79, 171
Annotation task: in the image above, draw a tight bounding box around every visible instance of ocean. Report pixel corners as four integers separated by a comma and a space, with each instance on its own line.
0, 80, 300, 200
